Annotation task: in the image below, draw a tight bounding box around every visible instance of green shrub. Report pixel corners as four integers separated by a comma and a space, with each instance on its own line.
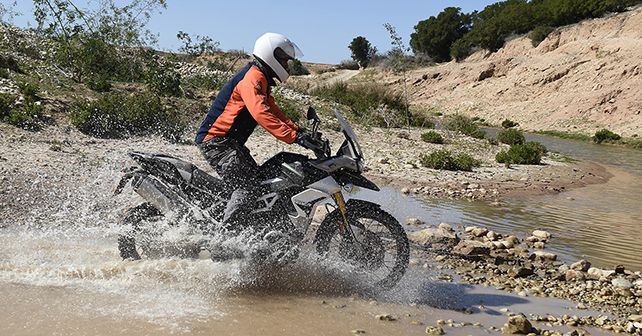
336, 60, 360, 70
0, 93, 14, 118
529, 26, 554, 47
18, 82, 39, 100
183, 73, 227, 91
593, 128, 621, 144
0, 54, 21, 72
496, 141, 546, 165
536, 130, 591, 142
70, 92, 186, 140
144, 56, 182, 97
409, 113, 435, 128
445, 114, 485, 139
420, 149, 480, 171
421, 131, 444, 144
0, 68, 9, 78
310, 82, 409, 127
87, 76, 112, 92
272, 91, 301, 123
289, 59, 310, 76
501, 119, 519, 128
497, 128, 526, 145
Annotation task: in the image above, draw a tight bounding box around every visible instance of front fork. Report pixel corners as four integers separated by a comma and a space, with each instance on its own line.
331, 191, 354, 241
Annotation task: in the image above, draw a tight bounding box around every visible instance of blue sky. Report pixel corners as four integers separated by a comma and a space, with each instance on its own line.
10, 0, 496, 64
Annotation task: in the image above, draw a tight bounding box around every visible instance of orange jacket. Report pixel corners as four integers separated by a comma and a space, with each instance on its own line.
195, 62, 299, 145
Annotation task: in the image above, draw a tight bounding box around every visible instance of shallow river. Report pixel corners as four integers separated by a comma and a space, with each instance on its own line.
0, 132, 638, 335
412, 130, 642, 271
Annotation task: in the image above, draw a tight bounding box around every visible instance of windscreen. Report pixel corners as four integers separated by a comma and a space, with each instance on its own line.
335, 109, 363, 159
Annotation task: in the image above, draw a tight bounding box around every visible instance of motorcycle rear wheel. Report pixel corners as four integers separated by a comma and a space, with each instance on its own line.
117, 203, 200, 259
314, 200, 410, 289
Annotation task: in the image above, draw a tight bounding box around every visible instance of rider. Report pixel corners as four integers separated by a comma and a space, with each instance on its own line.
195, 32, 314, 228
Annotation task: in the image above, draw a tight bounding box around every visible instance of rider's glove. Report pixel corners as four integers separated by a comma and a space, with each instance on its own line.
295, 129, 319, 150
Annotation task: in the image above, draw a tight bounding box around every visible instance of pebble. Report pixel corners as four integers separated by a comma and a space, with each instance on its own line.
425, 326, 444, 335
375, 314, 397, 321
351, 329, 366, 334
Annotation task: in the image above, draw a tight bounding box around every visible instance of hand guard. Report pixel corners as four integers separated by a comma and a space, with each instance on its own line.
295, 129, 322, 150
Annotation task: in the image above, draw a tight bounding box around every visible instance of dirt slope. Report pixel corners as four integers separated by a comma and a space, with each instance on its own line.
380, 7, 642, 136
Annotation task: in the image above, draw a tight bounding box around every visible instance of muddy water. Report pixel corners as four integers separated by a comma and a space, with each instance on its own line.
0, 182, 609, 336
0, 225, 609, 336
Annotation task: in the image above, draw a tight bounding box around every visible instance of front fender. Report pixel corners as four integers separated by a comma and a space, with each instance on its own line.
334, 171, 380, 191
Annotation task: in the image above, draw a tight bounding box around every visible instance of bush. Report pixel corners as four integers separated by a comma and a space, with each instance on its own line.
70, 92, 186, 140
496, 141, 546, 165
272, 91, 301, 123
529, 26, 554, 47
420, 150, 480, 171
18, 82, 39, 100
289, 59, 310, 76
421, 131, 444, 144
184, 73, 227, 91
0, 93, 14, 118
409, 113, 435, 128
445, 114, 485, 139
501, 119, 519, 128
87, 75, 112, 92
0, 68, 9, 78
310, 82, 409, 127
144, 56, 182, 97
0, 54, 21, 73
497, 128, 526, 145
336, 60, 360, 70
593, 128, 621, 144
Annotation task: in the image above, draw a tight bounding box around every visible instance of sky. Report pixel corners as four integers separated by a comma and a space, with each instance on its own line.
9, 0, 497, 64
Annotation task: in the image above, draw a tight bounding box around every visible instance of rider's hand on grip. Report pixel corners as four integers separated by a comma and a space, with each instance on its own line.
295, 129, 321, 150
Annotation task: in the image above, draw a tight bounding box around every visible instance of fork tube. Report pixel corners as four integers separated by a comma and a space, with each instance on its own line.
331, 191, 349, 235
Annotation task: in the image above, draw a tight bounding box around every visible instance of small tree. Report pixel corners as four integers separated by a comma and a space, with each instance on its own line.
348, 36, 375, 68
384, 23, 411, 126
177, 31, 220, 57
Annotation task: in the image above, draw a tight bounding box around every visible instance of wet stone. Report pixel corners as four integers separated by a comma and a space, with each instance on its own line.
425, 326, 444, 335
570, 259, 591, 272
611, 277, 633, 289
503, 313, 534, 335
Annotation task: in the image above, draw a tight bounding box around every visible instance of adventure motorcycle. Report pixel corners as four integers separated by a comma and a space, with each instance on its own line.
115, 108, 409, 288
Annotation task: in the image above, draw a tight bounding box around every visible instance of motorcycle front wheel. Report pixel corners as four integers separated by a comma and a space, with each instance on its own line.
314, 199, 410, 289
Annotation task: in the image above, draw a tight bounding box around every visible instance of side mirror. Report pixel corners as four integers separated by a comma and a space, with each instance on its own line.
307, 106, 320, 124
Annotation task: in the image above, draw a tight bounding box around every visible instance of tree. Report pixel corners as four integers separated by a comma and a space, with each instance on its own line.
177, 31, 220, 56
383, 23, 411, 126
348, 36, 375, 68
410, 7, 472, 62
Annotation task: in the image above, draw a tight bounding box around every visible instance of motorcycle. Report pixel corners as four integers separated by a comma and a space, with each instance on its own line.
114, 107, 409, 288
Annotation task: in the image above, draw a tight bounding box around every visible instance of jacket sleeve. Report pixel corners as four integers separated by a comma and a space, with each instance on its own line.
237, 73, 298, 144
268, 95, 300, 131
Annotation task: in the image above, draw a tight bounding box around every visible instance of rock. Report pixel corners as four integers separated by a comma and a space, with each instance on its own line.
570, 259, 591, 272
425, 326, 444, 335
629, 315, 642, 322
401, 187, 410, 194
532, 230, 552, 240
453, 240, 491, 256
375, 314, 397, 321
510, 266, 534, 278
408, 227, 459, 249
565, 270, 586, 282
611, 277, 633, 289
471, 227, 489, 237
503, 313, 534, 334
351, 329, 366, 334
404, 217, 424, 226
533, 242, 546, 249
529, 250, 557, 262
486, 230, 500, 241
595, 316, 609, 326
614, 264, 625, 274
587, 267, 604, 280
625, 322, 636, 334
438, 223, 453, 231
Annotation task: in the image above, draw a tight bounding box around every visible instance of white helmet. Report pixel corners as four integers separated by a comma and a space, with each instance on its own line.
253, 32, 303, 83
